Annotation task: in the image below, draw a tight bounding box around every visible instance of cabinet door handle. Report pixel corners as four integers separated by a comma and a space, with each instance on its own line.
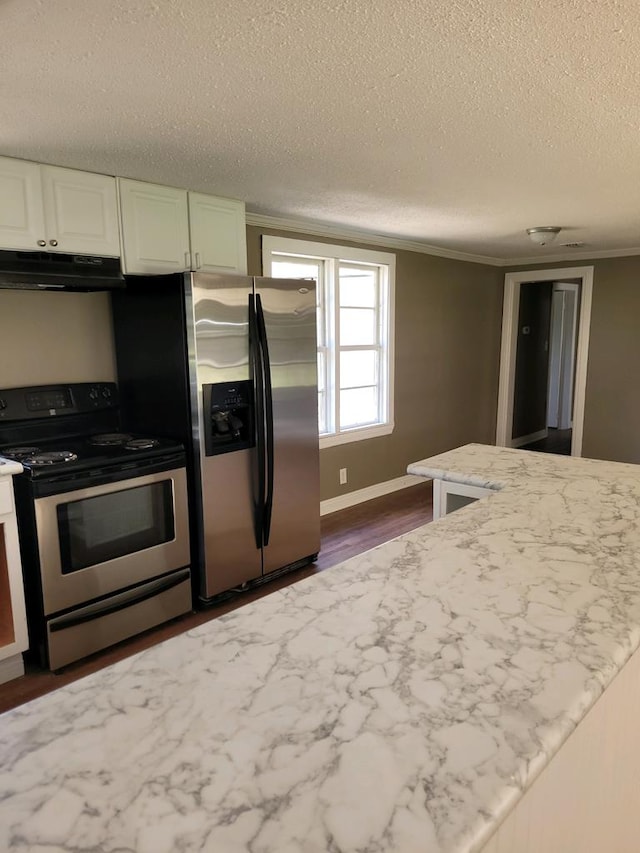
195, 252, 201, 269
184, 251, 191, 269
49, 239, 58, 247
37, 239, 46, 247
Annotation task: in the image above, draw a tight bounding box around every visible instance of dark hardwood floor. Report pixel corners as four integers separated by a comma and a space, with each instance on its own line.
0, 481, 433, 714
520, 427, 572, 455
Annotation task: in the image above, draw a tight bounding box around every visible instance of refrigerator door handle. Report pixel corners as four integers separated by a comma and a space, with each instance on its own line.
256, 294, 275, 546
249, 293, 265, 550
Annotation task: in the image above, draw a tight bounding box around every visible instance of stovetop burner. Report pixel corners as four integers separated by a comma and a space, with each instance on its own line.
22, 450, 78, 466
2, 435, 180, 473
89, 433, 134, 446
2, 446, 42, 460
125, 438, 159, 450
89, 434, 160, 451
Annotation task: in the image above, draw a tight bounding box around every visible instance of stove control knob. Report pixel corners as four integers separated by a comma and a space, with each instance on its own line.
102, 387, 111, 398
0, 398, 6, 410
88, 387, 99, 401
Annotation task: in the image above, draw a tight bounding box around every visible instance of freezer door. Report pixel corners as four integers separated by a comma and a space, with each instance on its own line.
190, 273, 262, 598
255, 277, 320, 573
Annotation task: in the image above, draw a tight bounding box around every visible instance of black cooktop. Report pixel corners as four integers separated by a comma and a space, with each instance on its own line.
0, 384, 185, 480
1, 432, 184, 476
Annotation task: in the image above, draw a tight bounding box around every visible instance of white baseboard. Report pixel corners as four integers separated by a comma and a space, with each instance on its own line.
511, 428, 548, 448
320, 474, 425, 516
0, 653, 25, 685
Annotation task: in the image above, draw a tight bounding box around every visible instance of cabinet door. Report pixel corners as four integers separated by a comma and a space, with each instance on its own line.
41, 166, 120, 256
119, 179, 190, 274
0, 157, 46, 251
188, 193, 247, 274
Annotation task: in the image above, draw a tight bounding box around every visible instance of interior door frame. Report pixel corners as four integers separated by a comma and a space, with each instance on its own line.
496, 266, 594, 456
548, 281, 580, 431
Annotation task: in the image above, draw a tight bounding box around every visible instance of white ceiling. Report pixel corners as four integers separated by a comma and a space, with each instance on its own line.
2, 0, 640, 263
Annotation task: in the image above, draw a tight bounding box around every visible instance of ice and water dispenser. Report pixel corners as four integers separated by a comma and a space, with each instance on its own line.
203, 380, 254, 456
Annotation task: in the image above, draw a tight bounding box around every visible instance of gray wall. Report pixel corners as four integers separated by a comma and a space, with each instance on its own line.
7, 245, 637, 492
248, 225, 505, 500
581, 257, 640, 463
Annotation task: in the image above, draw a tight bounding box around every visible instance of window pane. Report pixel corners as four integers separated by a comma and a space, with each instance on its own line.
317, 308, 325, 348
340, 387, 379, 428
318, 391, 327, 434
340, 308, 376, 345
263, 237, 394, 442
339, 266, 377, 307
272, 259, 320, 280
340, 350, 377, 389
272, 258, 324, 343
317, 351, 329, 433
317, 351, 325, 393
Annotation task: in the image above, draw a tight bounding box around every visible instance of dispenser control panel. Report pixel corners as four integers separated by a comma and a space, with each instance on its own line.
203, 380, 254, 456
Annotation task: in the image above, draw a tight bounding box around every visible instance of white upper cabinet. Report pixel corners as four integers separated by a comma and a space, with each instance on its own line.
41, 166, 120, 256
118, 179, 191, 275
189, 193, 247, 274
0, 157, 247, 272
119, 178, 247, 275
0, 158, 46, 250
0, 156, 120, 256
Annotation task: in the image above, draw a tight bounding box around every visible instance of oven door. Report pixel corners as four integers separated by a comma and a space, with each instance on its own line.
33, 467, 190, 615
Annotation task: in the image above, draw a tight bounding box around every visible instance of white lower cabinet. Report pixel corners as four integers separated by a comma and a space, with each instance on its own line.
482, 641, 640, 853
0, 475, 28, 685
119, 178, 247, 275
432, 479, 494, 520
0, 156, 120, 256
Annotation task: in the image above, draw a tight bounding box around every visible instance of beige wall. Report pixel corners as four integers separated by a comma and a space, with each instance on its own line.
505, 256, 640, 465
0, 290, 116, 388
248, 225, 504, 500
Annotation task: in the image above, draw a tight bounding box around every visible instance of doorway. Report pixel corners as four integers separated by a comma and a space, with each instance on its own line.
495, 266, 594, 457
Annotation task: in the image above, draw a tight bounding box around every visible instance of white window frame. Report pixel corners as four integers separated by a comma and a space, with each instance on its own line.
262, 235, 395, 449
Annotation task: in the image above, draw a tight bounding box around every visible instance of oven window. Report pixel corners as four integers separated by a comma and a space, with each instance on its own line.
57, 481, 175, 573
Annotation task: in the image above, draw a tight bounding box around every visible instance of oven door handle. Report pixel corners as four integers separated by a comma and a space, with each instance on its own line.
49, 569, 191, 632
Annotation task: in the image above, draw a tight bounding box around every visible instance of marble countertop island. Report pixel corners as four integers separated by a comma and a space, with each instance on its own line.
3, 444, 640, 852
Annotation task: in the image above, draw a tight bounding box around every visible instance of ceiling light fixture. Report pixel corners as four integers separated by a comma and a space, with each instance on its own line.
526, 226, 561, 246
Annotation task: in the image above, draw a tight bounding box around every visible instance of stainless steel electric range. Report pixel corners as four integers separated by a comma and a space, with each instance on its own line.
0, 382, 192, 670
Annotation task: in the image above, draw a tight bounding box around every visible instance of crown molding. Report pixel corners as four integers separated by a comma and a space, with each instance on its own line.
246, 212, 640, 269
499, 246, 640, 267
245, 212, 503, 266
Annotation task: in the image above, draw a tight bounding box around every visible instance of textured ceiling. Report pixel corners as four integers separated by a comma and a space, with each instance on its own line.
2, 0, 640, 262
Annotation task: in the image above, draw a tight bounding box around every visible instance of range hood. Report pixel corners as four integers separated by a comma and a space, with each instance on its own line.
0, 250, 125, 291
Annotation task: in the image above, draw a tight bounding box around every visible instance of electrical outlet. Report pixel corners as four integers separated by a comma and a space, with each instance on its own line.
339, 468, 347, 485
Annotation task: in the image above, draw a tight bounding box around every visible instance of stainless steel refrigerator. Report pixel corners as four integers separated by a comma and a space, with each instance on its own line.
112, 273, 320, 602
